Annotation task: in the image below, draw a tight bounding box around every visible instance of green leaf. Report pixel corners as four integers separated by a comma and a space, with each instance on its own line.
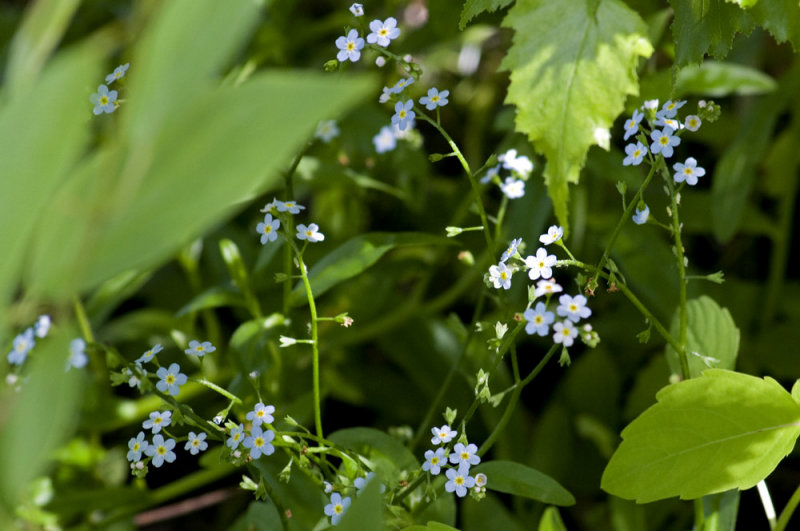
538, 507, 568, 531
471, 460, 575, 506
602, 369, 800, 502
675, 61, 777, 97
463, 494, 524, 531
500, 0, 652, 231
289, 232, 455, 306
229, 500, 282, 531
749, 0, 800, 52
338, 478, 385, 531
725, 0, 759, 7
327, 428, 418, 477
665, 296, 740, 378
793, 379, 800, 406
459, 0, 514, 29
668, 0, 756, 67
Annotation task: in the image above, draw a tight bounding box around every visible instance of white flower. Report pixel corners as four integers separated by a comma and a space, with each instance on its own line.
538, 225, 563, 245
315, 120, 339, 143
524, 248, 557, 280
643, 99, 659, 110
553, 320, 578, 347
373, 126, 397, 153
498, 149, 533, 177
684, 115, 702, 132
430, 425, 457, 445
279, 336, 297, 347
534, 279, 563, 298
349, 3, 364, 16
499, 177, 525, 199
488, 262, 512, 290
623, 141, 647, 166
556, 294, 592, 323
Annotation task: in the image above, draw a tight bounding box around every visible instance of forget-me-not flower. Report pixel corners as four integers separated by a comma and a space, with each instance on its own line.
90, 85, 118, 115
419, 87, 449, 110
185, 432, 208, 455
488, 262, 512, 290
66, 338, 88, 370
143, 410, 172, 434
336, 29, 365, 62
257, 214, 280, 244
146, 434, 177, 467
524, 302, 555, 336
445, 465, 476, 497
367, 17, 400, 47
556, 294, 592, 322
633, 205, 650, 225
423, 448, 446, 475
246, 403, 275, 427
623, 141, 647, 166
8, 328, 35, 365
105, 63, 130, 84
243, 426, 276, 459
324, 493, 351, 526
137, 344, 163, 364
650, 127, 680, 158
127, 432, 149, 462
524, 248, 557, 281
185, 340, 215, 357
296, 223, 325, 242
673, 157, 706, 186
431, 425, 457, 445
156, 363, 187, 396
391, 100, 415, 131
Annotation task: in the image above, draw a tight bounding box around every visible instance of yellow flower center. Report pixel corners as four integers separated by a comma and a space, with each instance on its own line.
431, 457, 439, 465
255, 437, 264, 447
347, 42, 355, 51
569, 304, 577, 312
633, 149, 642, 157
133, 443, 140, 451
684, 168, 692, 175
659, 136, 669, 145
166, 375, 175, 384
535, 316, 543, 324
379, 29, 388, 37
455, 476, 464, 486
398, 110, 407, 119
461, 452, 469, 460
100, 96, 109, 105
334, 504, 343, 515
157, 446, 166, 455
500, 272, 508, 280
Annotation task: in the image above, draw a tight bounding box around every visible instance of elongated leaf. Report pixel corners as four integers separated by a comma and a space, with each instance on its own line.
0, 43, 99, 307
602, 370, 800, 502
665, 296, 740, 378
328, 428, 418, 475
501, 0, 652, 231
675, 61, 777, 97
289, 232, 455, 306
668, 0, 756, 66
175, 286, 246, 317
471, 460, 575, 506
538, 507, 567, 531
459, 0, 514, 29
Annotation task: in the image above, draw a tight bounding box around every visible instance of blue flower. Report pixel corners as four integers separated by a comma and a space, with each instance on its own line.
146, 434, 177, 467
349, 3, 364, 16
127, 431, 149, 462
449, 442, 481, 468
523, 302, 555, 337
650, 127, 680, 158
632, 205, 650, 225
243, 426, 275, 459
185, 432, 208, 455
274, 198, 305, 214
391, 100, 415, 131
367, 17, 400, 47
539, 225, 563, 245
419, 87, 449, 110
556, 294, 592, 323
105, 63, 130, 84
136, 344, 163, 364
389, 77, 415, 94
445, 465, 475, 497
430, 425, 457, 445
156, 363, 188, 396
227, 423, 245, 449
672, 157, 706, 186
354, 472, 385, 495
660, 99, 686, 118
296, 223, 325, 242
185, 340, 215, 357
66, 338, 88, 370
373, 126, 397, 153
422, 448, 446, 475
90, 84, 118, 115
246, 402, 275, 427
500, 238, 523, 263
143, 410, 172, 434
315, 120, 339, 143
623, 141, 647, 166
500, 177, 525, 199
623, 109, 644, 141
324, 492, 352, 526
480, 164, 500, 185
336, 29, 364, 62
524, 247, 557, 281
8, 328, 35, 365
257, 214, 280, 244
553, 320, 578, 347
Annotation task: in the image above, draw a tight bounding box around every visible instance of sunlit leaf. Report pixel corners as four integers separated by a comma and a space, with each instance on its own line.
602, 370, 800, 502
668, 0, 756, 66
459, 0, 514, 29
471, 460, 575, 506
500, 0, 652, 231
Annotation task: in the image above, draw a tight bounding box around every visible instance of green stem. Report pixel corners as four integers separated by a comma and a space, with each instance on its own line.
190, 377, 243, 405
595, 158, 658, 275
297, 251, 323, 439
664, 162, 691, 380
775, 481, 800, 531
478, 346, 521, 457
260, 476, 291, 530
73, 296, 95, 343
416, 109, 493, 249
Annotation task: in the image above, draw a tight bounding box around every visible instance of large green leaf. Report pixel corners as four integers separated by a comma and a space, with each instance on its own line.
328, 427, 419, 477
0, 42, 100, 321
471, 460, 575, 506
602, 370, 800, 502
665, 296, 740, 378
289, 232, 455, 306
668, 0, 756, 67
338, 478, 385, 531
749, 0, 800, 52
459, 0, 514, 29
500, 0, 652, 231
538, 507, 567, 531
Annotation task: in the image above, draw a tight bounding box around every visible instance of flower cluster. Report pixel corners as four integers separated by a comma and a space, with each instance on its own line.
334, 5, 401, 65
90, 63, 129, 115
5, 315, 89, 377
621, 99, 713, 224
486, 226, 598, 354
481, 149, 534, 200
226, 402, 278, 459
258, 198, 325, 245
421, 424, 487, 499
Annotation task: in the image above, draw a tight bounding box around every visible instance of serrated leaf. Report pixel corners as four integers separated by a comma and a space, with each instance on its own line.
500, 0, 652, 231
471, 460, 575, 506
675, 61, 777, 97
289, 232, 455, 306
602, 370, 800, 502
665, 296, 740, 378
668, 0, 756, 66
459, 0, 514, 29
749, 0, 800, 51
